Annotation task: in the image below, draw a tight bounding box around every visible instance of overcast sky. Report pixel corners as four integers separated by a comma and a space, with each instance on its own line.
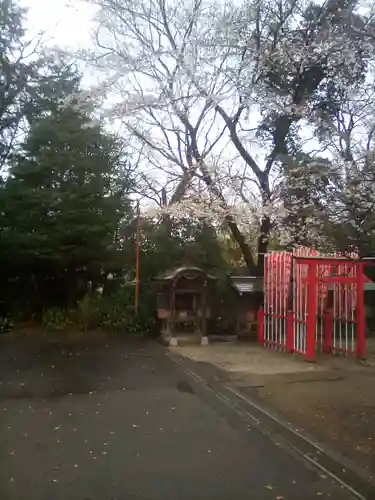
20, 0, 96, 50
17, 0, 270, 193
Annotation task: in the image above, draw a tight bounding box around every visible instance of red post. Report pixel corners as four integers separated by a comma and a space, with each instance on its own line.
323, 309, 333, 354
286, 309, 294, 352
258, 307, 264, 345
356, 262, 366, 359
306, 262, 317, 362
135, 201, 141, 314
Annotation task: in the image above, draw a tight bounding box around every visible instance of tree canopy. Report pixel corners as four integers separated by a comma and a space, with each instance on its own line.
82, 0, 375, 268
0, 103, 134, 313
2, 0, 375, 327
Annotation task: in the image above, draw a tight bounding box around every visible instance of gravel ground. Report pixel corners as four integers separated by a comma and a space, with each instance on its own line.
170, 343, 325, 375
173, 341, 375, 475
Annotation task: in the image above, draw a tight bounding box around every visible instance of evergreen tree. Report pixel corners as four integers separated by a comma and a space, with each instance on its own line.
0, 0, 80, 170
0, 106, 133, 314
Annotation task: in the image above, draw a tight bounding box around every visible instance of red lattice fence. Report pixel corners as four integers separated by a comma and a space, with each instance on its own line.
258, 248, 370, 361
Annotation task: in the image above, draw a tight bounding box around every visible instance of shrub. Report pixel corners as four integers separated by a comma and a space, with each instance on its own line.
0, 316, 13, 334
76, 293, 102, 331
97, 287, 157, 336
42, 308, 70, 331
40, 286, 158, 336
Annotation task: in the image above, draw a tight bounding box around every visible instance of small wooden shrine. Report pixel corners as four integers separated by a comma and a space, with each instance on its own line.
155, 267, 216, 346
230, 276, 264, 340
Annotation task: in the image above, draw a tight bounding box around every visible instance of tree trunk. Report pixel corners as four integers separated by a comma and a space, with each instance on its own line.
161, 187, 173, 237
185, 125, 261, 276
227, 219, 258, 275
256, 215, 271, 277
198, 160, 258, 274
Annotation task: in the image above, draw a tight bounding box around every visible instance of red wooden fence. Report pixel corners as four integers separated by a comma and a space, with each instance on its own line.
258, 248, 370, 361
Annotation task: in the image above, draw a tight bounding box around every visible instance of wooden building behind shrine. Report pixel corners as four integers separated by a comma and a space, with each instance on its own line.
229, 276, 264, 340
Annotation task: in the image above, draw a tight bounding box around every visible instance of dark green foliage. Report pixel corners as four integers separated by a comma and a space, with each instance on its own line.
132, 218, 229, 281
0, 1, 133, 321
99, 292, 156, 335
208, 276, 238, 336
41, 288, 157, 336
42, 308, 71, 331
0, 316, 13, 334
0, 104, 133, 316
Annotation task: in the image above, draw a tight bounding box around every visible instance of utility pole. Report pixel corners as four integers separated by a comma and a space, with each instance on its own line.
135, 201, 141, 314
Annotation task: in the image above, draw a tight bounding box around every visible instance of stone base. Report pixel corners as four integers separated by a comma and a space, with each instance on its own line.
164, 334, 209, 347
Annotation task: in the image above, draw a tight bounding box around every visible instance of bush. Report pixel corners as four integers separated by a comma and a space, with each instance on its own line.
42, 308, 70, 331
98, 288, 156, 335
76, 293, 101, 331
40, 286, 157, 336
0, 316, 13, 334
70, 287, 157, 336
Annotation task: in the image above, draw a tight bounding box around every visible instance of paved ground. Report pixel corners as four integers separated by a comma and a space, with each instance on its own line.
173, 342, 375, 476
0, 336, 359, 500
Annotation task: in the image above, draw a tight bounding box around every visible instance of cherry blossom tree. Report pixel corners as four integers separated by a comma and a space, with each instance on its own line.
80, 0, 375, 273
288, 80, 375, 256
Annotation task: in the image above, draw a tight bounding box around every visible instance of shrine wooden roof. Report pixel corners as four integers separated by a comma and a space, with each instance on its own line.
156, 266, 216, 281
